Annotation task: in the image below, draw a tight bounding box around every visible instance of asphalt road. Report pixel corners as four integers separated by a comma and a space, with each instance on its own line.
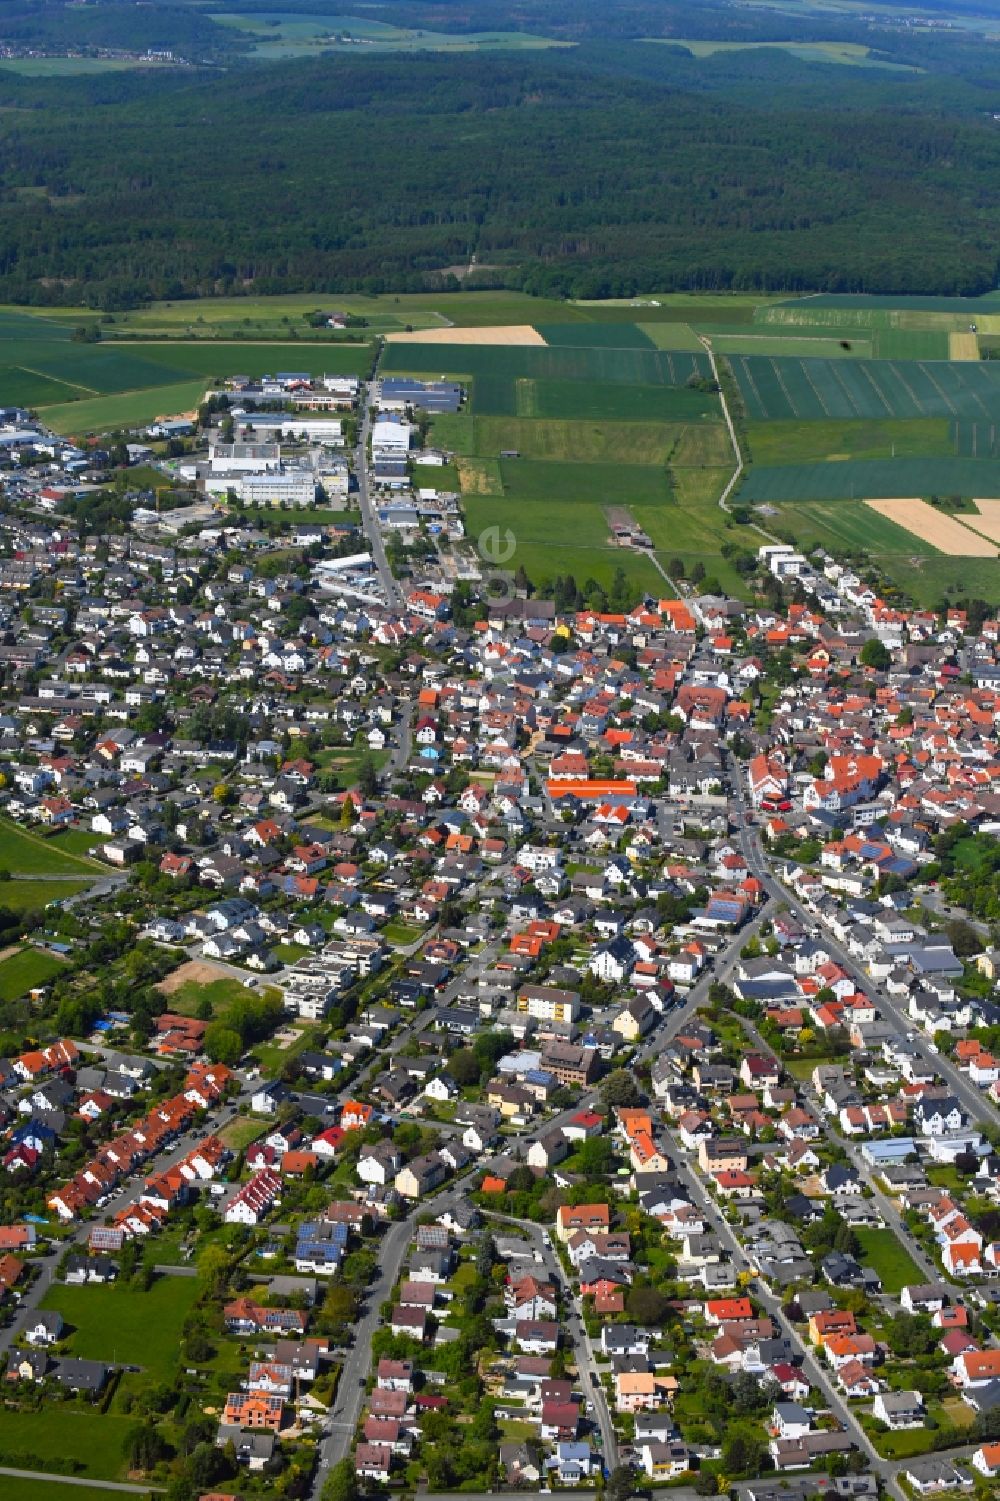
665, 1130, 880, 1468
731, 785, 995, 1129
484, 1210, 619, 1470
308, 1182, 467, 1499
356, 388, 401, 609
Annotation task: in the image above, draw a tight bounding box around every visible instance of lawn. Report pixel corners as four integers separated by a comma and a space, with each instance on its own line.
855, 1229, 923, 1294
382, 920, 426, 947
868, 1424, 937, 1461
163, 974, 256, 1019
41, 1274, 200, 1377
0, 945, 65, 1001
0, 1482, 136, 1501
0, 818, 102, 875
0, 878, 93, 911
412, 461, 460, 490
274, 942, 310, 963
219, 1115, 269, 1151
0, 1403, 138, 1480
44, 829, 101, 858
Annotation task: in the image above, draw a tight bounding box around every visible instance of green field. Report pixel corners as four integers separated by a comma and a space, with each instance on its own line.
412, 461, 460, 490
706, 331, 873, 360
745, 417, 951, 466
518, 378, 720, 422
534, 321, 656, 348
773, 291, 1000, 316
854, 1229, 926, 1294
0, 56, 179, 75
0, 368, 88, 406
0, 819, 102, 876
635, 321, 705, 351
730, 353, 1000, 422
41, 1274, 200, 1376
0, 1404, 138, 1481
772, 499, 938, 557
880, 555, 1000, 608
160, 973, 256, 1018
40, 380, 206, 438
952, 420, 1000, 458
739, 455, 1000, 501
650, 37, 920, 70
381, 341, 711, 387
465, 414, 707, 465
0, 879, 93, 912
0, 946, 65, 1001
126, 339, 374, 377
0, 299, 365, 435
870, 328, 951, 361
498, 458, 672, 504
0, 1481, 139, 1501
215, 10, 571, 57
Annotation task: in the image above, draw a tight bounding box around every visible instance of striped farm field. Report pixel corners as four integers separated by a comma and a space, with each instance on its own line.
865, 498, 999, 556
773, 499, 939, 557
738, 457, 1000, 503
729, 354, 1000, 423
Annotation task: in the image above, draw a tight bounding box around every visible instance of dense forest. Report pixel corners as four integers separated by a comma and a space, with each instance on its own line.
3, 4, 1000, 302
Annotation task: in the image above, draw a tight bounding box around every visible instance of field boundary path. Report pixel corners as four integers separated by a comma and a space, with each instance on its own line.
700, 334, 783, 546
0, 1465, 163, 1493
698, 335, 743, 515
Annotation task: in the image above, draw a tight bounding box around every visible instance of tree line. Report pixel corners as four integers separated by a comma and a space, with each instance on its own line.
1, 44, 1000, 306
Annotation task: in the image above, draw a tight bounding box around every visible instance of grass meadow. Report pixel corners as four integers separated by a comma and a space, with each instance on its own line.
0, 946, 65, 1001
0, 818, 103, 876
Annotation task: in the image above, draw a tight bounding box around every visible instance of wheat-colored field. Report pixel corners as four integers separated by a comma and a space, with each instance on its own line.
384, 324, 546, 345
949, 331, 980, 360
865, 498, 999, 556
965, 500, 1000, 544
